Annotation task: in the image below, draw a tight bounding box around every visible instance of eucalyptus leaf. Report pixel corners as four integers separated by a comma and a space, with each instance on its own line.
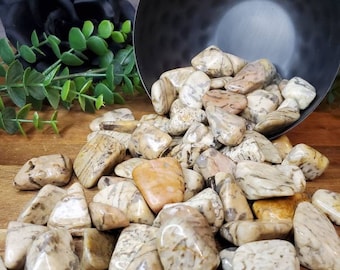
111, 31, 125, 43
19, 45, 36, 63
0, 107, 18, 134
16, 103, 32, 120
6, 60, 24, 85
7, 86, 27, 107
69, 27, 87, 51
113, 92, 125, 104
82, 20, 94, 38
23, 68, 46, 100
61, 52, 84, 66
0, 65, 6, 77
47, 35, 61, 58
121, 20, 132, 34
45, 87, 60, 109
50, 111, 59, 134
61, 80, 77, 102
31, 30, 40, 48
99, 50, 114, 68
86, 36, 108, 56
33, 111, 44, 129
43, 64, 61, 85
0, 38, 15, 64
106, 64, 114, 89
122, 76, 134, 94
0, 96, 4, 110
95, 94, 104, 110
94, 83, 113, 104
98, 20, 114, 39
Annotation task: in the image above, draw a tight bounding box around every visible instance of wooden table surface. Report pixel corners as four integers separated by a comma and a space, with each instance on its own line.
0, 92, 339, 265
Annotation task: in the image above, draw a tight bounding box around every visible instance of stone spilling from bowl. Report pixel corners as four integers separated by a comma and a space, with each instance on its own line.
4, 47, 340, 269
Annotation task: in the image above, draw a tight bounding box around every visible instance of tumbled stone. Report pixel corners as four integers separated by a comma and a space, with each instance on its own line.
109, 223, 162, 270
282, 143, 329, 180
168, 98, 186, 118
235, 160, 296, 199
139, 113, 170, 133
80, 228, 116, 270
99, 119, 139, 133
13, 154, 73, 190
25, 228, 79, 270
160, 66, 195, 91
128, 122, 172, 159
215, 172, 253, 222
312, 189, 340, 225
210, 76, 232, 89
93, 179, 155, 225
87, 130, 131, 148
168, 142, 204, 169
0, 257, 5, 270
89, 108, 135, 131
89, 202, 129, 230
182, 122, 216, 149
220, 137, 265, 163
232, 240, 299, 269
225, 58, 276, 94
178, 70, 211, 109
47, 182, 91, 236
275, 164, 306, 193
17, 184, 66, 225
272, 134, 293, 159
219, 248, 236, 270
293, 201, 340, 270
156, 204, 220, 269
151, 76, 177, 115
97, 175, 128, 189
4, 221, 49, 269
181, 167, 205, 201
241, 89, 280, 123
202, 89, 247, 115
73, 134, 126, 188
281, 76, 316, 110
114, 157, 147, 179
167, 106, 206, 136
205, 105, 246, 146
252, 192, 309, 221
194, 147, 236, 181
132, 157, 185, 213
191, 45, 234, 77
220, 219, 292, 246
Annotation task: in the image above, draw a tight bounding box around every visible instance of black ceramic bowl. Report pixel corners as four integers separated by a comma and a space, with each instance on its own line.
133, 0, 340, 139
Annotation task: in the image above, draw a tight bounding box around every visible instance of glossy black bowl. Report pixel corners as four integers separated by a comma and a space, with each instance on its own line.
133, 0, 340, 138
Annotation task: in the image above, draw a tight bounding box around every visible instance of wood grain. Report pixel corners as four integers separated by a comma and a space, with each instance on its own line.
0, 93, 339, 267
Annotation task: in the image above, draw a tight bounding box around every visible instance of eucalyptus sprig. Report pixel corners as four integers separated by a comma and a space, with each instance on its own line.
0, 19, 142, 135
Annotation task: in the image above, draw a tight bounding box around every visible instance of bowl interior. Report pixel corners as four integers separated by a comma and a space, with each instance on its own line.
133, 0, 340, 138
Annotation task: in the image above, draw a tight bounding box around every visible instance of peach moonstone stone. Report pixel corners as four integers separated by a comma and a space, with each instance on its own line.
132, 157, 185, 213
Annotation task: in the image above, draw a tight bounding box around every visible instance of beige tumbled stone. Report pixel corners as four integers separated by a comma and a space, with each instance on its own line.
80, 228, 116, 270
151, 76, 177, 115
73, 134, 126, 188
132, 157, 185, 213
13, 154, 73, 190
89, 108, 135, 131
312, 189, 340, 225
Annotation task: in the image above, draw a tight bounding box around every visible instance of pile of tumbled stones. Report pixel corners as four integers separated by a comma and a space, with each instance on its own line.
3, 45, 340, 270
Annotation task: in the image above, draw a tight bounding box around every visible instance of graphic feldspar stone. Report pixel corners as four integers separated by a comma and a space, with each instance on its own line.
312, 189, 340, 225
47, 182, 91, 236
13, 154, 73, 190
232, 240, 299, 269
293, 201, 340, 270
17, 184, 66, 225
132, 157, 185, 213
109, 223, 162, 270
25, 228, 79, 270
4, 221, 49, 269
156, 204, 220, 270
81, 228, 116, 270
73, 134, 126, 188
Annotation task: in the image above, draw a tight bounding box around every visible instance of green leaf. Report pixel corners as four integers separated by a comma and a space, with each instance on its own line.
111, 31, 125, 43
0, 38, 15, 64
6, 60, 24, 85
0, 96, 4, 110
45, 87, 60, 109
98, 20, 114, 39
86, 36, 108, 56
121, 20, 132, 34
0, 107, 18, 134
122, 76, 134, 94
50, 111, 59, 134
69, 27, 87, 51
7, 86, 26, 107
61, 80, 77, 102
79, 79, 93, 94
82, 20, 94, 38
19, 45, 36, 63
94, 83, 113, 104
23, 68, 46, 100
105, 64, 114, 89
99, 50, 114, 68
33, 111, 44, 129
95, 95, 104, 110
60, 52, 84, 66
47, 35, 61, 58
31, 30, 40, 47
115, 45, 134, 65
78, 95, 86, 111
43, 64, 61, 85
0, 65, 6, 77
16, 103, 31, 120
113, 92, 125, 104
